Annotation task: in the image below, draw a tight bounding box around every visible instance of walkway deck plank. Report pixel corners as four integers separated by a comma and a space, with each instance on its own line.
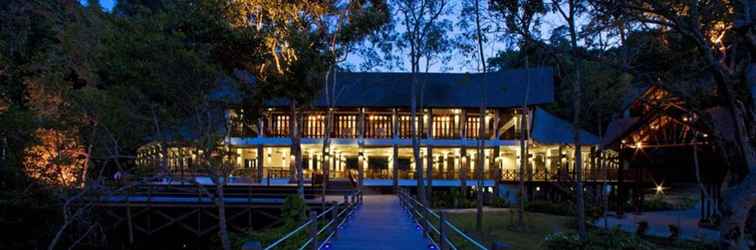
328, 195, 431, 250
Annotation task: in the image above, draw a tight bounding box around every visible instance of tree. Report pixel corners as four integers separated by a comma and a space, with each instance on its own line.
227, 0, 389, 198
458, 0, 501, 233
586, 1, 755, 248
491, 0, 547, 229
355, 0, 453, 205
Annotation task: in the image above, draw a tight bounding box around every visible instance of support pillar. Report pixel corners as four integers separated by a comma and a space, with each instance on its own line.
393, 144, 399, 191
256, 145, 264, 183
461, 147, 468, 195
426, 145, 433, 200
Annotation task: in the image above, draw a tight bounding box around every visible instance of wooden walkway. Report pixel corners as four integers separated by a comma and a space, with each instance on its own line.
328, 195, 431, 250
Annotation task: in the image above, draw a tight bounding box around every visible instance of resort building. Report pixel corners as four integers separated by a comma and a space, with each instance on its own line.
602, 85, 734, 217
137, 68, 611, 188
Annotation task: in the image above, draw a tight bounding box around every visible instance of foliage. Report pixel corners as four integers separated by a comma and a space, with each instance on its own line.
22, 129, 87, 187
636, 221, 649, 236
667, 224, 679, 241
431, 189, 479, 208
230, 195, 309, 249
526, 200, 575, 216
490, 195, 511, 208
543, 229, 655, 250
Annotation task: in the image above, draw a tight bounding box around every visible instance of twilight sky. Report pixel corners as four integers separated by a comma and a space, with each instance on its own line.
85, 0, 573, 73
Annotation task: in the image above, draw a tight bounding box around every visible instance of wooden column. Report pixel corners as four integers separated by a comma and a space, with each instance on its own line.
493, 109, 500, 140
358, 108, 365, 187
256, 144, 264, 183
461, 148, 468, 195
460, 109, 468, 194
427, 108, 433, 139
426, 145, 433, 199
392, 108, 399, 191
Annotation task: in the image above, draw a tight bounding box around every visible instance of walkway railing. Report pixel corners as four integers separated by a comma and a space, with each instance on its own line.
398, 190, 510, 250
243, 190, 363, 250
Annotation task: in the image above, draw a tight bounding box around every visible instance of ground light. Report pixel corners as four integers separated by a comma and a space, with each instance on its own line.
655, 184, 664, 194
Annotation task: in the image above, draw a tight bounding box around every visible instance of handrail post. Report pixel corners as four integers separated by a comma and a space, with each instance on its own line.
439, 211, 447, 250
331, 201, 339, 240
308, 210, 318, 250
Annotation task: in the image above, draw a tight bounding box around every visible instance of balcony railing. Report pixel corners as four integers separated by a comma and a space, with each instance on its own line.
251, 110, 518, 140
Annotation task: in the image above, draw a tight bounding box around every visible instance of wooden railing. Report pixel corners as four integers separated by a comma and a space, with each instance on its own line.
500, 168, 621, 182
242, 190, 363, 250
398, 190, 510, 250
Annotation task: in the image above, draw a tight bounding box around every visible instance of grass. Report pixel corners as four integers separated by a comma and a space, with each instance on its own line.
442, 209, 716, 250
445, 209, 573, 250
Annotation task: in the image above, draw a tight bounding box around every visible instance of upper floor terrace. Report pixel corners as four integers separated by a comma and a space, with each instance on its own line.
226, 68, 555, 142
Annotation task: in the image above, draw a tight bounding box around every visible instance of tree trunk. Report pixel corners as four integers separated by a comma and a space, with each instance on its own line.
517, 108, 528, 228
412, 72, 428, 206
474, 0, 487, 233
290, 100, 304, 198
216, 184, 232, 250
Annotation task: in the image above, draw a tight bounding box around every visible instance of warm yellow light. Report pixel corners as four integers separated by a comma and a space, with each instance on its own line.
635, 142, 643, 148
655, 185, 664, 194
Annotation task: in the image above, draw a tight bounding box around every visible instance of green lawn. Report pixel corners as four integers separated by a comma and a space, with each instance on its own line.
444, 209, 574, 250
443, 209, 715, 250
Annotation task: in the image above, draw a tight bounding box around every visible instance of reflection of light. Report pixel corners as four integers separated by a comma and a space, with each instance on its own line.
536, 186, 541, 192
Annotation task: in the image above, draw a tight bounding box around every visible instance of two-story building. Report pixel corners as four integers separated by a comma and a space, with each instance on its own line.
137, 68, 610, 189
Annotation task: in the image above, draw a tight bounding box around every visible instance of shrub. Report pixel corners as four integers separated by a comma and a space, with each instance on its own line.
526, 200, 574, 216
668, 224, 680, 241
489, 196, 510, 208
543, 230, 655, 250
643, 195, 676, 211
636, 221, 649, 236
230, 195, 309, 249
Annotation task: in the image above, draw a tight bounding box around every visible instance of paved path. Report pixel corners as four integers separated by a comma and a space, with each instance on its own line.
595, 204, 719, 241
328, 195, 432, 250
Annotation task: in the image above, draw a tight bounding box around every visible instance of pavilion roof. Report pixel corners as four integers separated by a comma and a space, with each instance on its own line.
267, 67, 554, 108
531, 108, 600, 145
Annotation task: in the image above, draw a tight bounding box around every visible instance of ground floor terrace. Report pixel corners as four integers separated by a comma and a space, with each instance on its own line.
137, 139, 621, 186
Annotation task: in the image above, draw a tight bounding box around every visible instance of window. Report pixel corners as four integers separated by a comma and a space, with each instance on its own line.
366, 114, 392, 138
466, 116, 480, 138
303, 114, 325, 137
335, 114, 357, 138
271, 114, 290, 137
432, 116, 455, 138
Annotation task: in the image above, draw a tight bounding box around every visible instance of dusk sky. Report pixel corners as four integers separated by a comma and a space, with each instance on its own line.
84, 0, 570, 73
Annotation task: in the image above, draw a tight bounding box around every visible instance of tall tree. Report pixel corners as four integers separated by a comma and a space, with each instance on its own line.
550, 0, 589, 239
459, 0, 500, 233
227, 0, 389, 198
357, 0, 452, 205
491, 0, 547, 229
590, 0, 755, 248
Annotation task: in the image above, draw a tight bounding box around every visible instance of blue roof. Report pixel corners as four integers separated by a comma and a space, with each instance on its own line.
531, 108, 600, 145
268, 67, 554, 108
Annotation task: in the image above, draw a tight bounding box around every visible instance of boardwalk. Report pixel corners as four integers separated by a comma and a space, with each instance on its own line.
328, 195, 432, 250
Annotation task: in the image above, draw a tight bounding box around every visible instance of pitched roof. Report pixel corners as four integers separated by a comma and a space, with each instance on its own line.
531, 108, 600, 145
269, 67, 554, 108
601, 117, 640, 147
